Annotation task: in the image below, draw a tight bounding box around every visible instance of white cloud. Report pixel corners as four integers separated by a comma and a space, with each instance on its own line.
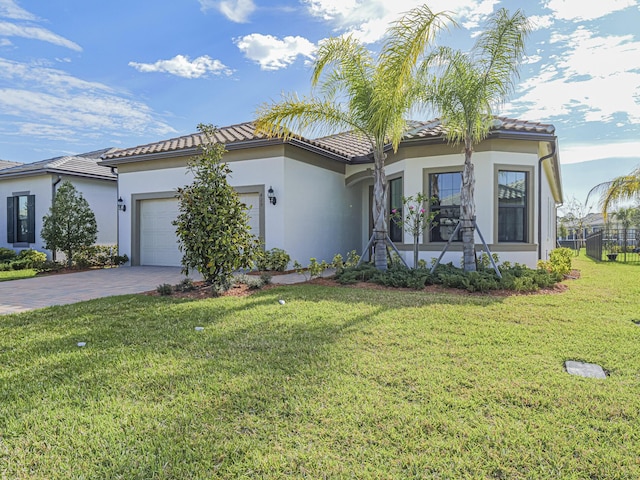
198, 0, 255, 23
543, 0, 636, 21
0, 0, 36, 20
0, 20, 81, 51
529, 15, 553, 31
560, 142, 640, 165
506, 29, 640, 125
235, 33, 316, 70
129, 54, 233, 79
0, 37, 11, 46
302, 0, 497, 44
0, 59, 175, 140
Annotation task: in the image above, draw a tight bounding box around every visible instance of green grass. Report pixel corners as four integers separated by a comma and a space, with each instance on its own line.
0, 268, 36, 282
1, 254, 639, 479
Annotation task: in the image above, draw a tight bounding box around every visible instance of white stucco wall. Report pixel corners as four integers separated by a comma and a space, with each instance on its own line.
0, 174, 117, 258
345, 141, 555, 268
0, 176, 51, 254
282, 158, 361, 265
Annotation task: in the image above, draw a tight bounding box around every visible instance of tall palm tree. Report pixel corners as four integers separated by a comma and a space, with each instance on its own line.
587, 166, 640, 215
427, 8, 530, 271
255, 6, 450, 270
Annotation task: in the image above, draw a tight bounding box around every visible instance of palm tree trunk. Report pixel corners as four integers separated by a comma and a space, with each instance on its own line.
373, 148, 388, 270
460, 143, 476, 272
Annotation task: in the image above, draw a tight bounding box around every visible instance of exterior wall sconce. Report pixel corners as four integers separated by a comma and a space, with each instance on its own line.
267, 186, 277, 205
117, 196, 126, 212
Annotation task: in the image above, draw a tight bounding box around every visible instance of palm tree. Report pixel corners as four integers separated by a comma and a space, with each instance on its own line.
255, 6, 450, 270
426, 8, 530, 271
587, 166, 640, 215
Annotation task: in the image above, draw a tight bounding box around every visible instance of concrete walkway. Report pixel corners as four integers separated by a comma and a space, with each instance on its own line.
0, 267, 332, 315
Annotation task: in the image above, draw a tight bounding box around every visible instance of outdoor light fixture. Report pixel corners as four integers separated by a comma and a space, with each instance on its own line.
267, 186, 277, 205
117, 196, 126, 212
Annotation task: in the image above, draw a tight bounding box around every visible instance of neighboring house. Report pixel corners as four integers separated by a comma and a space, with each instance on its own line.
0, 160, 22, 171
100, 117, 562, 269
1, 149, 118, 259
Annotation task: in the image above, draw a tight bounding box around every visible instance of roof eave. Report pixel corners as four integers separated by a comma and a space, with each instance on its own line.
0, 168, 116, 181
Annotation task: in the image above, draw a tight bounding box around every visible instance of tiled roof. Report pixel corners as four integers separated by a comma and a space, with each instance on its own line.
404, 117, 555, 140
0, 148, 117, 179
102, 117, 556, 163
103, 122, 269, 160
0, 159, 21, 170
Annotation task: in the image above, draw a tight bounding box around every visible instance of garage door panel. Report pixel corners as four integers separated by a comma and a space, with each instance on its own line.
140, 198, 182, 266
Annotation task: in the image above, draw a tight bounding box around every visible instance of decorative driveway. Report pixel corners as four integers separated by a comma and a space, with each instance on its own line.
0, 267, 199, 315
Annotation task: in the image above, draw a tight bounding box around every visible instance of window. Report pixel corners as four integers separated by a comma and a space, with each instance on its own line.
7, 194, 35, 244
388, 177, 403, 242
429, 171, 462, 242
498, 170, 527, 242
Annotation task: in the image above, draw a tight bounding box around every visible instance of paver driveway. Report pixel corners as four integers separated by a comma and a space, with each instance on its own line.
0, 267, 198, 315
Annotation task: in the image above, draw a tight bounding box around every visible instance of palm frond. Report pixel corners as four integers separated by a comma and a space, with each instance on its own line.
254, 93, 373, 149
587, 167, 640, 215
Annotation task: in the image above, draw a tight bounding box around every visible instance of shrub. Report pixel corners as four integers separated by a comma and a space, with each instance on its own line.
0, 248, 17, 263
549, 247, 572, 276
174, 278, 195, 292
17, 249, 47, 269
156, 284, 173, 296
234, 273, 267, 290
257, 248, 291, 272
74, 245, 127, 269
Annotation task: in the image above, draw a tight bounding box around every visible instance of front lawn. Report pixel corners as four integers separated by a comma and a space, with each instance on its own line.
0, 268, 36, 282
0, 254, 638, 478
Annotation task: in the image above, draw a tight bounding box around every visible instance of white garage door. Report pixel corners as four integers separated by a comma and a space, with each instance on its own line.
139, 193, 261, 267
139, 198, 182, 266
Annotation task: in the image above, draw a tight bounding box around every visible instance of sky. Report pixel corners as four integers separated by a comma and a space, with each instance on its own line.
0, 0, 638, 204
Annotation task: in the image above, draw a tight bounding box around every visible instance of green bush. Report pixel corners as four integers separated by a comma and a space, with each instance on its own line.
156, 284, 173, 296
335, 259, 563, 293
174, 278, 195, 292
256, 248, 291, 272
17, 249, 47, 269
74, 245, 126, 268
0, 247, 17, 263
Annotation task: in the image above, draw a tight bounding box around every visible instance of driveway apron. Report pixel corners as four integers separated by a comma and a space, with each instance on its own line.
0, 267, 196, 315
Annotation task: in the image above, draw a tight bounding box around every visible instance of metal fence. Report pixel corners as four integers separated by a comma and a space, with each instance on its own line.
585, 229, 640, 263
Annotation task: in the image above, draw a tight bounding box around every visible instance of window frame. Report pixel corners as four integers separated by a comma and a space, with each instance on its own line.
494, 165, 535, 244
387, 174, 404, 243
7, 192, 36, 245
423, 166, 463, 244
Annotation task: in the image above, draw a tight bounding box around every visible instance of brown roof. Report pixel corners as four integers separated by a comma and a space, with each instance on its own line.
102, 117, 556, 163
0, 159, 22, 170
0, 148, 117, 180
103, 122, 270, 160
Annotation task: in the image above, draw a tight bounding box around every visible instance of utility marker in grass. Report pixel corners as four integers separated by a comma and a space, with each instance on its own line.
565, 361, 606, 379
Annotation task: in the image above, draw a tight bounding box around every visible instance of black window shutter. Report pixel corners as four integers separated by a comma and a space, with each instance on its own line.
7, 197, 14, 243
27, 195, 35, 243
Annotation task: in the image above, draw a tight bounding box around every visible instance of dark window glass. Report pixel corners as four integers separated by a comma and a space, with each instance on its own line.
7, 194, 35, 244
498, 171, 527, 242
429, 172, 462, 242
389, 177, 403, 242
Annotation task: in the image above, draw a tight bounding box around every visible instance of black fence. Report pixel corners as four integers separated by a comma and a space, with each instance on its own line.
585, 229, 640, 263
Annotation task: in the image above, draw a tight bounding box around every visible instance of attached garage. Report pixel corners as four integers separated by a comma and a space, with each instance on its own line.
135, 191, 263, 267
139, 197, 182, 266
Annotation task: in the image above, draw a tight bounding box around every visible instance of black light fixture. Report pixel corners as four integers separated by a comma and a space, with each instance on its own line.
267, 186, 277, 205
117, 196, 126, 212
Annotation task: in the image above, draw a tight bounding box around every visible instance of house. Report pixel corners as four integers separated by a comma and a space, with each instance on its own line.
0, 160, 22, 171
100, 117, 562, 269
1, 149, 118, 259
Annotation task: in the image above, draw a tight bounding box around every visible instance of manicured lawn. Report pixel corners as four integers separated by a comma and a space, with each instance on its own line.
1, 254, 639, 478
0, 268, 36, 282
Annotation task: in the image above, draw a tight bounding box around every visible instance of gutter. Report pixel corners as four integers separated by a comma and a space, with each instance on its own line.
538, 139, 558, 260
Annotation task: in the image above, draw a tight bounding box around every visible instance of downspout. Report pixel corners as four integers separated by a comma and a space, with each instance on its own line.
538, 141, 557, 260
51, 175, 62, 261
111, 166, 120, 259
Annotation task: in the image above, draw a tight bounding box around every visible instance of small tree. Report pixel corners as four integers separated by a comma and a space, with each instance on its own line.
390, 193, 437, 268
173, 124, 261, 290
41, 181, 98, 267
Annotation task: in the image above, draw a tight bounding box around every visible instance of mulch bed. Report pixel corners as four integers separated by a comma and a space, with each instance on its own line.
142, 269, 578, 300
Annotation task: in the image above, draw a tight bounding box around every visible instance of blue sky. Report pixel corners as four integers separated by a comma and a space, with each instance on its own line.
0, 0, 639, 203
